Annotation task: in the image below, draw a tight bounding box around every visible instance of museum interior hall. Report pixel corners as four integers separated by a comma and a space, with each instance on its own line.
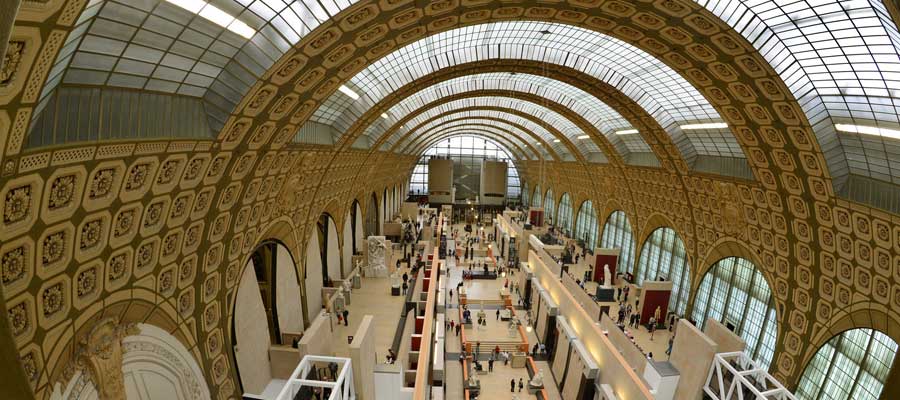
2, 1, 900, 400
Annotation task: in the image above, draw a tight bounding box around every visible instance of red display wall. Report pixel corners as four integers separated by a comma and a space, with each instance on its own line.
593, 254, 618, 285
640, 290, 670, 326
529, 210, 544, 227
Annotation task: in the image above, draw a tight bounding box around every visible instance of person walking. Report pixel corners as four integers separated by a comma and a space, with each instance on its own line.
342, 309, 349, 326
475, 341, 481, 356
401, 281, 408, 295
518, 378, 524, 392
449, 289, 453, 302
510, 378, 516, 392
649, 317, 656, 340
666, 336, 674, 357
455, 324, 461, 336
488, 357, 494, 372
496, 309, 500, 320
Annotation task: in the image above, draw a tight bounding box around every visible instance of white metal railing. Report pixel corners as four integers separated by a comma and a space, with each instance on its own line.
704, 352, 796, 400
275, 355, 355, 400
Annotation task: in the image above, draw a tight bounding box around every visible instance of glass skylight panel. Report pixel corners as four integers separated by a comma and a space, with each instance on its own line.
312, 21, 720, 144
389, 112, 569, 158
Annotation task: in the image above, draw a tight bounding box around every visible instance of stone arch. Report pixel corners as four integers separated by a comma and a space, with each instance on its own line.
56, 323, 211, 400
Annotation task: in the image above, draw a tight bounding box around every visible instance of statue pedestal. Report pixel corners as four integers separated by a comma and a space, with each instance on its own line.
527, 384, 544, 394
595, 286, 615, 302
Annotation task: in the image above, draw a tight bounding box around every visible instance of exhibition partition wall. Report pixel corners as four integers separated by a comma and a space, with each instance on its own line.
551, 317, 579, 389
561, 340, 599, 400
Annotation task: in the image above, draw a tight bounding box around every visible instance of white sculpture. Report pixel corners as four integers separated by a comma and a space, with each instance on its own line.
603, 264, 611, 287
529, 368, 545, 387
367, 236, 388, 277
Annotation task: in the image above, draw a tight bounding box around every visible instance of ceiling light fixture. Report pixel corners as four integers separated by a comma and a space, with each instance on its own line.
381, 113, 389, 119
577, 135, 590, 139
835, 123, 900, 140
614, 129, 638, 135
166, 0, 256, 39
338, 85, 360, 100
680, 122, 728, 130
553, 139, 561, 143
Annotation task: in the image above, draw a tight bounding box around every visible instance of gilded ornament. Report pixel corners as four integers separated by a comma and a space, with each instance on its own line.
2, 246, 26, 286
48, 175, 76, 210
4, 185, 31, 224
89, 169, 115, 199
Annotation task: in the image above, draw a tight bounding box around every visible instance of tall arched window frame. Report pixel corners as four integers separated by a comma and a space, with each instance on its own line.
522, 182, 530, 206
544, 189, 555, 225
796, 328, 898, 400
599, 211, 635, 275
532, 185, 542, 208
635, 227, 690, 315
557, 193, 573, 235
691, 256, 778, 370
574, 200, 598, 251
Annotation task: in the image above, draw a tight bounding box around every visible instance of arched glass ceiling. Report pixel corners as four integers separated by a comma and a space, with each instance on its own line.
360, 72, 653, 158
700, 0, 900, 186
316, 21, 716, 129
379, 109, 581, 162
379, 96, 600, 158
36, 0, 362, 131
396, 118, 555, 160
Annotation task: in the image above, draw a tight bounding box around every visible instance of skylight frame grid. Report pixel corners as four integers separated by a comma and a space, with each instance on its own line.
319, 22, 720, 136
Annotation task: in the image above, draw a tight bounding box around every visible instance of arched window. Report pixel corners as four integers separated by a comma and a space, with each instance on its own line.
574, 200, 598, 250
557, 193, 573, 235
365, 193, 378, 237
532, 185, 542, 208
600, 211, 635, 275
544, 189, 555, 225
796, 329, 898, 400
635, 227, 690, 315
522, 182, 530, 205
691, 257, 777, 370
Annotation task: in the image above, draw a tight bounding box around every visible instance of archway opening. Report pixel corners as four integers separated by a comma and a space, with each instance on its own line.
691, 256, 778, 370
635, 227, 690, 316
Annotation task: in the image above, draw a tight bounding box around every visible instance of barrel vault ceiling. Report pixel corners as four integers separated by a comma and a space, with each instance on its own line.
1, 0, 900, 399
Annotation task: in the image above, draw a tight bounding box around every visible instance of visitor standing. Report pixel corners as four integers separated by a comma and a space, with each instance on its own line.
518, 378, 524, 392
342, 309, 349, 326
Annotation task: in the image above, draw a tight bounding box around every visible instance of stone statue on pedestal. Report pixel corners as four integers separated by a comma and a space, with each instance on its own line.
367, 236, 388, 277
529, 368, 545, 387
603, 264, 611, 287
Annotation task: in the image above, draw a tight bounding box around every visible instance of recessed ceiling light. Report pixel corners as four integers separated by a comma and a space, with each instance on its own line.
680, 122, 728, 130
199, 4, 234, 28
835, 124, 900, 140
228, 19, 255, 39
381, 113, 389, 119
535, 142, 542, 146
614, 129, 638, 135
577, 135, 590, 139
553, 139, 561, 143
338, 85, 360, 100
166, 0, 205, 13
166, 0, 256, 38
